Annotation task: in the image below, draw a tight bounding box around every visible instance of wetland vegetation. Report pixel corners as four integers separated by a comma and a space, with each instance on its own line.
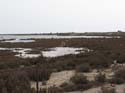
0, 33, 125, 93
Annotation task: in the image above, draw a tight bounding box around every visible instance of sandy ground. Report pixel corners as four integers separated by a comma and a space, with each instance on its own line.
31, 64, 125, 93
47, 70, 75, 87
30, 69, 114, 89
31, 68, 114, 88
83, 68, 114, 81
31, 70, 75, 89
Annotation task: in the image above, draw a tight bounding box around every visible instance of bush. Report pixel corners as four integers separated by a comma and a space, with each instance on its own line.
0, 71, 31, 93
60, 82, 75, 92
76, 63, 91, 72
117, 54, 125, 64
60, 82, 92, 92
101, 86, 116, 93
28, 67, 52, 81
39, 86, 63, 93
88, 51, 112, 69
95, 73, 106, 83
60, 82, 69, 88
111, 68, 125, 84
70, 73, 88, 84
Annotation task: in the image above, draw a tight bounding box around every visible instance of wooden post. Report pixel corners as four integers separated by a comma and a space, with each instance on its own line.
36, 64, 39, 93
36, 79, 39, 93
46, 85, 48, 93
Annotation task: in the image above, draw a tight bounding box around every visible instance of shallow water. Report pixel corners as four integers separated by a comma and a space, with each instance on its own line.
0, 48, 40, 58
4, 39, 34, 43
42, 47, 88, 57
0, 47, 89, 58
0, 35, 120, 43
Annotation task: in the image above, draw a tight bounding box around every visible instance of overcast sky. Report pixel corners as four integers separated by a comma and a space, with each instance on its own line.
0, 0, 125, 34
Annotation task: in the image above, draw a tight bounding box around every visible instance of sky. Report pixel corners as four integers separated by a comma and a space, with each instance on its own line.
0, 0, 125, 34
